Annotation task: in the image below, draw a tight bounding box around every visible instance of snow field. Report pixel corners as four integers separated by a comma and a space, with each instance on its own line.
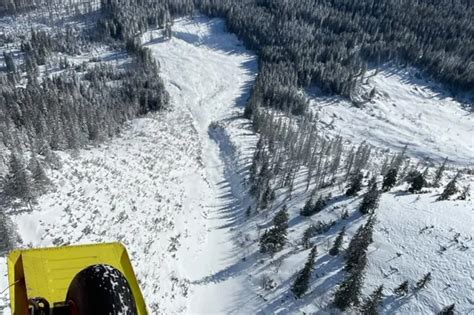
310, 69, 473, 166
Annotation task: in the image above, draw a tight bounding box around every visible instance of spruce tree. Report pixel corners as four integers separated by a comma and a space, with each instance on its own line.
346, 172, 363, 196
291, 246, 317, 298
5, 152, 35, 203
300, 197, 313, 216
359, 182, 381, 215
394, 280, 409, 296
302, 225, 316, 249
29, 157, 51, 193
433, 157, 448, 187
382, 168, 398, 192
416, 272, 432, 289
273, 206, 289, 233
334, 255, 366, 310
329, 227, 345, 256
438, 173, 460, 201
301, 195, 327, 216
408, 171, 425, 193
360, 285, 384, 315
312, 196, 327, 214
260, 208, 289, 254
346, 216, 375, 271
438, 304, 455, 315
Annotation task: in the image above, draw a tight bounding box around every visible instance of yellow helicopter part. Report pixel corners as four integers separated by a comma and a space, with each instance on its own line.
7, 242, 147, 314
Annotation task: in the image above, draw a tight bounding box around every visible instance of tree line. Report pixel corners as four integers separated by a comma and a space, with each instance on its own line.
196, 0, 473, 114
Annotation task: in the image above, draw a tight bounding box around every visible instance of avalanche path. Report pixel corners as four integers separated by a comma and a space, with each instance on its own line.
145, 16, 258, 313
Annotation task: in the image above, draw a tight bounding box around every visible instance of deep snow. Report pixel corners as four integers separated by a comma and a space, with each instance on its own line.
310, 69, 473, 166
0, 15, 472, 315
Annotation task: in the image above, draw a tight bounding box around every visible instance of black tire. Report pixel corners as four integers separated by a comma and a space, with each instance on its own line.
66, 264, 138, 315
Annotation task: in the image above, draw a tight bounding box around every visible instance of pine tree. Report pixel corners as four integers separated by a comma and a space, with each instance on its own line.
291, 246, 317, 298
312, 195, 327, 214
329, 227, 345, 256
382, 168, 397, 191
394, 280, 409, 296
260, 208, 289, 254
302, 225, 316, 249
5, 152, 35, 203
438, 304, 455, 315
300, 197, 313, 216
433, 157, 448, 187
416, 272, 432, 289
346, 216, 375, 271
438, 173, 460, 201
359, 182, 381, 215
333, 256, 366, 310
28, 157, 51, 193
3, 51, 16, 73
301, 195, 327, 216
273, 206, 289, 232
360, 285, 384, 315
346, 172, 363, 196
408, 171, 425, 193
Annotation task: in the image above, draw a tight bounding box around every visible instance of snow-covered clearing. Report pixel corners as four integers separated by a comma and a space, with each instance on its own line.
310, 69, 473, 166
0, 16, 257, 314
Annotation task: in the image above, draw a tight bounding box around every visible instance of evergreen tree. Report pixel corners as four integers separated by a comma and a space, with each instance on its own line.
416, 272, 432, 289
438, 304, 455, 315
438, 173, 460, 201
260, 208, 289, 254
360, 285, 384, 315
359, 182, 381, 215
408, 171, 425, 193
301, 195, 327, 216
273, 206, 289, 231
5, 152, 35, 203
433, 157, 448, 187
394, 280, 409, 296
329, 227, 345, 256
28, 157, 51, 193
302, 224, 316, 249
382, 168, 398, 192
346, 216, 375, 271
334, 256, 366, 310
300, 197, 313, 216
346, 172, 363, 196
3, 51, 16, 73
291, 246, 317, 298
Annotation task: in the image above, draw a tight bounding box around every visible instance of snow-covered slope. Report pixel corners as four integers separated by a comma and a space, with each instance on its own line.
144, 16, 258, 313
0, 16, 257, 313
1, 14, 472, 315
310, 69, 473, 166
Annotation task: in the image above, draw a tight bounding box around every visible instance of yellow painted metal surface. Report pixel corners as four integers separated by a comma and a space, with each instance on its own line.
7, 242, 147, 314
